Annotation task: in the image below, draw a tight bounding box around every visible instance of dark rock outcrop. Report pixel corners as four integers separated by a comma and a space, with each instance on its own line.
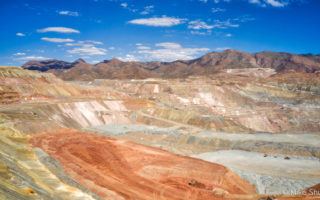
22, 59, 74, 71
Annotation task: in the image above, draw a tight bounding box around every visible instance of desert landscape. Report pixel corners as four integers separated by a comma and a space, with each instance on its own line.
0, 49, 320, 199
1, 0, 320, 199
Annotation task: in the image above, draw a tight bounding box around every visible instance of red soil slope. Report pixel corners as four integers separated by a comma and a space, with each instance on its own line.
31, 129, 256, 200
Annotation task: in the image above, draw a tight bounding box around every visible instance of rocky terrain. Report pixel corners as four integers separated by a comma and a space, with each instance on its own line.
1, 63, 320, 199
22, 50, 320, 81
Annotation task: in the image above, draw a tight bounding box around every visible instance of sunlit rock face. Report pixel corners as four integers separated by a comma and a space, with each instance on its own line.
31, 129, 256, 200
0, 66, 320, 199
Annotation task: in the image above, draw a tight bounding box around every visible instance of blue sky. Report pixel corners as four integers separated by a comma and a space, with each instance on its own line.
1, 0, 319, 65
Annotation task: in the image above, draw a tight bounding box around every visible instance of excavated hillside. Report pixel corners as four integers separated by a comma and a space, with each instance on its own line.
0, 66, 319, 199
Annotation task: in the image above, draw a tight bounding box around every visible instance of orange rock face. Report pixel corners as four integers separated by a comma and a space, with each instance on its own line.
31, 129, 256, 200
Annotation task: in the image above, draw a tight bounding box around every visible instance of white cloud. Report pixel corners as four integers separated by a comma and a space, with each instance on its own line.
212, 0, 289, 7
248, 0, 288, 7
155, 42, 182, 49
137, 42, 209, 61
137, 45, 150, 50
15, 56, 51, 61
212, 20, 239, 29
188, 20, 214, 30
37, 27, 80, 34
215, 47, 231, 51
65, 40, 107, 56
128, 17, 185, 27
248, 0, 262, 4
213, 0, 231, 3
65, 40, 103, 46
120, 2, 128, 8
225, 33, 233, 37
117, 54, 139, 62
41, 37, 74, 43
67, 45, 107, 56
190, 30, 212, 35
265, 0, 287, 7
13, 52, 26, 56
16, 32, 25, 37
212, 8, 226, 13
120, 2, 137, 12
233, 15, 255, 22
65, 43, 79, 47
135, 43, 151, 50
188, 18, 246, 34
188, 19, 240, 36
58, 10, 79, 16
79, 40, 103, 45
140, 5, 154, 15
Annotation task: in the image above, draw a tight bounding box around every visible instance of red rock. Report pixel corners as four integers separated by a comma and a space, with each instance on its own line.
31, 129, 256, 199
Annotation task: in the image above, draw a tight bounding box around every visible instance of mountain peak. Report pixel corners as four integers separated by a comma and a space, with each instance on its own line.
101, 58, 123, 64
223, 49, 238, 53
73, 58, 86, 64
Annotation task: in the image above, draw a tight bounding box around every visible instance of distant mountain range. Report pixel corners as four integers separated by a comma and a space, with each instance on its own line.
22, 50, 320, 80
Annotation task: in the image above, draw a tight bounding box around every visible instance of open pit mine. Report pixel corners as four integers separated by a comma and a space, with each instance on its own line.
1, 50, 320, 200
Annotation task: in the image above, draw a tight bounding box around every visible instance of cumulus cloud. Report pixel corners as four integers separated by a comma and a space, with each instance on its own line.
58, 10, 79, 16
16, 32, 25, 37
137, 42, 209, 61
37, 27, 80, 34
41, 37, 74, 43
128, 17, 185, 27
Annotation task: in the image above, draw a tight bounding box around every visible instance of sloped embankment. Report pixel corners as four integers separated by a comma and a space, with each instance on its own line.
0, 125, 98, 200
